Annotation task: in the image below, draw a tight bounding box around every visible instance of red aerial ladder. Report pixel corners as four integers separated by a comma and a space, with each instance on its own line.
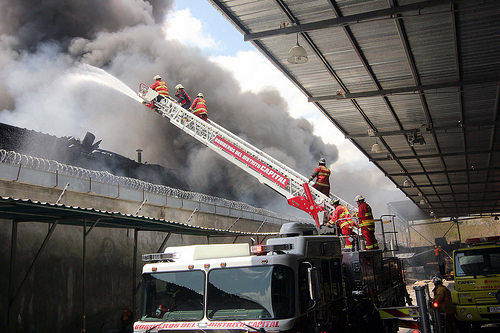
138, 85, 357, 228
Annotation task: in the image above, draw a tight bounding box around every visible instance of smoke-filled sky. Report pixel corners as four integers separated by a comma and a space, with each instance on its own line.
0, 0, 411, 218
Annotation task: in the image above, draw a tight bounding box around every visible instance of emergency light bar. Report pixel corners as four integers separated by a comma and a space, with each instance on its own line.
142, 252, 177, 262
251, 243, 293, 255
464, 236, 500, 245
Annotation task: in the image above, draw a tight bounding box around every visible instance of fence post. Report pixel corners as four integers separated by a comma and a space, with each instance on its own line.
14, 164, 22, 181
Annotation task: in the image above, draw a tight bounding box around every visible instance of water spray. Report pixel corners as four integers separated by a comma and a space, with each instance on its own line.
67, 64, 143, 103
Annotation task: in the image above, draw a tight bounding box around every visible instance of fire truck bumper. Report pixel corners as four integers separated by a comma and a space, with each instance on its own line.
456, 305, 500, 322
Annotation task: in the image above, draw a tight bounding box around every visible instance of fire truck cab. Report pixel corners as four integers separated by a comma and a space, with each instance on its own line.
134, 222, 405, 333
452, 236, 500, 331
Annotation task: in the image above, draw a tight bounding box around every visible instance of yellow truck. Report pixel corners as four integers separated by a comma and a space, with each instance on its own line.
452, 236, 500, 332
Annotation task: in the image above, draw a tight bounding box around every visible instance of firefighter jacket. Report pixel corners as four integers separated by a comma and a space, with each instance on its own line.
151, 80, 169, 97
432, 284, 456, 314
189, 97, 207, 116
330, 205, 354, 229
357, 201, 374, 229
176, 90, 191, 107
311, 165, 330, 187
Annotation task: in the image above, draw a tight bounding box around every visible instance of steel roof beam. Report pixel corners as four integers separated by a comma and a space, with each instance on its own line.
347, 123, 500, 138
390, 0, 452, 206
481, 81, 500, 210
416, 180, 500, 188
244, 0, 455, 41
389, 166, 500, 176
370, 149, 497, 161
425, 198, 499, 204
326, 0, 438, 206
309, 76, 499, 102
410, 190, 499, 198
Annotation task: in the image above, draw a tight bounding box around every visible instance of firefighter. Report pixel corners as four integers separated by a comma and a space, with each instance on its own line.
151, 74, 169, 98
308, 158, 331, 196
432, 276, 457, 333
143, 75, 169, 109
188, 93, 208, 121
348, 290, 385, 333
175, 83, 191, 109
329, 199, 355, 250
434, 245, 446, 276
355, 195, 379, 250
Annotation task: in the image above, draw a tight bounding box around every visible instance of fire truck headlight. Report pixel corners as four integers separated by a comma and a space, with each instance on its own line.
460, 308, 466, 314
466, 313, 473, 319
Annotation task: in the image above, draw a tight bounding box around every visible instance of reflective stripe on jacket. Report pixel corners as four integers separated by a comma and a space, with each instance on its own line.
330, 205, 353, 228
313, 165, 330, 187
190, 97, 207, 115
357, 201, 374, 228
151, 81, 169, 97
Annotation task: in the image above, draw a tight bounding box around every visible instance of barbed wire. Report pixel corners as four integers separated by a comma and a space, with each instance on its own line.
0, 149, 309, 222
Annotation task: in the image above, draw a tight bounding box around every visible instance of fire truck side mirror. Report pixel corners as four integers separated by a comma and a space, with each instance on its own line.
307, 267, 320, 302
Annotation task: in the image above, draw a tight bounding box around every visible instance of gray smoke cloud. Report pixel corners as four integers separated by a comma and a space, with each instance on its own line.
0, 0, 338, 214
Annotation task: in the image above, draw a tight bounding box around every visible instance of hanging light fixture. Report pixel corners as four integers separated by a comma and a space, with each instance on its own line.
371, 139, 381, 153
403, 178, 410, 187
287, 34, 308, 64
420, 199, 426, 205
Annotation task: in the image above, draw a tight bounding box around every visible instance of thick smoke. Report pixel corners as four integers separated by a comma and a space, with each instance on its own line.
0, 0, 338, 213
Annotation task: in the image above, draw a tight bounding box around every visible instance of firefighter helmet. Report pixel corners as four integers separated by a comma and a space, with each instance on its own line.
197, 93, 204, 98
175, 84, 184, 90
154, 75, 161, 80
354, 195, 365, 202
433, 276, 443, 285
319, 158, 326, 165
332, 198, 340, 206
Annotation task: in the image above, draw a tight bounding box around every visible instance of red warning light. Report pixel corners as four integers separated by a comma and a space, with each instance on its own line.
255, 245, 263, 252
433, 302, 439, 308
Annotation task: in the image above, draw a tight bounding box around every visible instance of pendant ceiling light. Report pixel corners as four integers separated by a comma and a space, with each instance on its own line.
287, 34, 308, 64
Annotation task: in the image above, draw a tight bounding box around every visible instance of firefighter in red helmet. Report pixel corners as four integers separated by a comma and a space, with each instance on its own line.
329, 199, 355, 250
355, 195, 379, 250
308, 158, 331, 197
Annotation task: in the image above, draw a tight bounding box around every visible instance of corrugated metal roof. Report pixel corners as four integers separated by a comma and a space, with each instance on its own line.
0, 196, 278, 236
209, 0, 500, 219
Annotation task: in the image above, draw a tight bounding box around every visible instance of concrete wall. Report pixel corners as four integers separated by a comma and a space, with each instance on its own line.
0, 179, 283, 333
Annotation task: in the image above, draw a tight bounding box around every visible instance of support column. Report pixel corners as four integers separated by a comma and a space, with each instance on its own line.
7, 220, 17, 328
82, 220, 87, 333
132, 229, 138, 317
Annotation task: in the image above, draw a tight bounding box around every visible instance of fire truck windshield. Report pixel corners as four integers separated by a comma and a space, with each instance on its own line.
454, 247, 500, 277
207, 265, 294, 320
141, 270, 205, 322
